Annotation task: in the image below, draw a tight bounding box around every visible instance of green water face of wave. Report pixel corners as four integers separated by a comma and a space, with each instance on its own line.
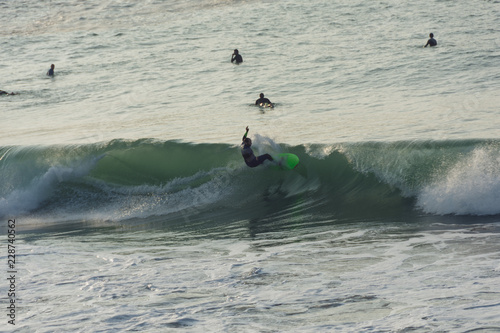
1, 138, 500, 225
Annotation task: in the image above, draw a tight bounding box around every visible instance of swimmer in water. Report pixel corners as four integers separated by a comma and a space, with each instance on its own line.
231, 49, 243, 64
47, 64, 55, 76
241, 126, 274, 168
255, 93, 273, 107
424, 33, 437, 47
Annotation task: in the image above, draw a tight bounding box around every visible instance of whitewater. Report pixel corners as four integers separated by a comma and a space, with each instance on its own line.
1, 0, 500, 332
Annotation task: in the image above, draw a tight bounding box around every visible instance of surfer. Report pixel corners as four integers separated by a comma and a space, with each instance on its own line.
231, 49, 243, 64
241, 126, 274, 168
255, 93, 273, 107
0, 90, 17, 95
424, 33, 437, 47
47, 64, 55, 76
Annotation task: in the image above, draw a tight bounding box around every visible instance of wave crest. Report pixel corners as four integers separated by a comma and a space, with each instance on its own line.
1, 139, 500, 224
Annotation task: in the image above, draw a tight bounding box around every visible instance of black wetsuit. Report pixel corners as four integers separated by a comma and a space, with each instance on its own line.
231, 54, 243, 64
425, 38, 437, 47
241, 144, 273, 168
255, 97, 271, 105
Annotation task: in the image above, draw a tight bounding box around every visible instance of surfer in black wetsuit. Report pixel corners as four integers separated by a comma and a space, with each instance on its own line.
424, 33, 437, 47
255, 93, 273, 106
47, 64, 55, 76
0, 90, 17, 95
231, 49, 243, 64
241, 126, 274, 168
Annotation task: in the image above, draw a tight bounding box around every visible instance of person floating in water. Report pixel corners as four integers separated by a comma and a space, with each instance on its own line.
424, 33, 437, 47
47, 64, 55, 76
255, 93, 273, 107
0, 90, 18, 95
241, 126, 274, 168
231, 49, 243, 64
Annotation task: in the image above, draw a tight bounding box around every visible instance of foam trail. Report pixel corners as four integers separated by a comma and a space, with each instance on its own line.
92, 166, 239, 222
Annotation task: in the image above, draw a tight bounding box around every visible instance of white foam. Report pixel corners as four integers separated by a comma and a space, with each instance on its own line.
417, 147, 500, 215
0, 156, 102, 217
72, 166, 243, 223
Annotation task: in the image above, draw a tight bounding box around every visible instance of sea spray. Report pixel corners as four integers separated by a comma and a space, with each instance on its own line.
417, 145, 500, 215
0, 154, 104, 216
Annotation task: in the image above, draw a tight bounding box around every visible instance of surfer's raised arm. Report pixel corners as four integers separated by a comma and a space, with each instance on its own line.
242, 126, 249, 142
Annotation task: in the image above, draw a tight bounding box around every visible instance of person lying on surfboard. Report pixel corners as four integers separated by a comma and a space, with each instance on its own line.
241, 126, 274, 168
0, 90, 18, 95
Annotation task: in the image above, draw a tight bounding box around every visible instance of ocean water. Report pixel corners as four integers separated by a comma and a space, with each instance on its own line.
1, 0, 500, 332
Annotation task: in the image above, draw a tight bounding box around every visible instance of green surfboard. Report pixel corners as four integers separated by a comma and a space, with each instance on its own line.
272, 153, 299, 170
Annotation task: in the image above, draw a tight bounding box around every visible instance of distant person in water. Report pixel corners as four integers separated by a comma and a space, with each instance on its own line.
255, 93, 272, 106
47, 64, 55, 76
231, 49, 243, 64
0, 90, 17, 95
241, 126, 274, 168
424, 33, 437, 47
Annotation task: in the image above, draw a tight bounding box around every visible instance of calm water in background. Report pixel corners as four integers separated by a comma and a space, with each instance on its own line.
1, 0, 500, 332
2, 0, 499, 145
